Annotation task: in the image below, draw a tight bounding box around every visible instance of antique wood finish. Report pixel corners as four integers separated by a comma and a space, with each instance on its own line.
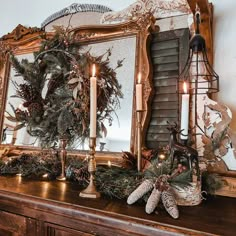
146, 29, 189, 149
0, 176, 235, 236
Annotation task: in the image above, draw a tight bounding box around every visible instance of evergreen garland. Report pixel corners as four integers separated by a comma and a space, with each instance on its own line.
0, 152, 223, 200
7, 26, 124, 147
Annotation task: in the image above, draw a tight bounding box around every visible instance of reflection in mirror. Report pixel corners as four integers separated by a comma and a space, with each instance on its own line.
2, 37, 136, 153
76, 36, 136, 152
3, 53, 39, 147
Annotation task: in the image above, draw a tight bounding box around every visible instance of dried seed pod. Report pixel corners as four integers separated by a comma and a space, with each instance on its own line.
145, 188, 161, 214
127, 179, 153, 205
161, 190, 179, 219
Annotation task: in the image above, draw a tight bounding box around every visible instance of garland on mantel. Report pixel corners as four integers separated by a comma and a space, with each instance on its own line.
0, 151, 223, 199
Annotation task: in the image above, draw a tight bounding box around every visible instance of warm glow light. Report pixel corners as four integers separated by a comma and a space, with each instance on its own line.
108, 160, 111, 167
92, 64, 96, 77
60, 182, 67, 194
183, 82, 188, 94
16, 173, 22, 176
42, 173, 48, 178
158, 163, 162, 167
138, 72, 141, 84
159, 154, 166, 160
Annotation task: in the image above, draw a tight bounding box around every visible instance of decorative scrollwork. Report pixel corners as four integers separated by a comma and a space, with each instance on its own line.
101, 0, 190, 24
74, 32, 97, 41
0, 41, 11, 70
1, 24, 42, 41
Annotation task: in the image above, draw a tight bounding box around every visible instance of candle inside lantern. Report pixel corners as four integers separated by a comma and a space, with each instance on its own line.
180, 82, 190, 140
136, 73, 143, 111
90, 64, 97, 138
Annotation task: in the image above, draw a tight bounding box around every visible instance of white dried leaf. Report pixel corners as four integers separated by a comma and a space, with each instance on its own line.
73, 86, 78, 100
68, 77, 80, 84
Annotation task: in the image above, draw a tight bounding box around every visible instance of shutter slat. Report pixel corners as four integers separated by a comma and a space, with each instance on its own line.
151, 39, 178, 50
152, 48, 178, 58
154, 78, 177, 87
152, 55, 179, 64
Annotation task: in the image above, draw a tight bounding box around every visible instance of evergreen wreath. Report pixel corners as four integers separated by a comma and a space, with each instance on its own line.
7, 26, 124, 147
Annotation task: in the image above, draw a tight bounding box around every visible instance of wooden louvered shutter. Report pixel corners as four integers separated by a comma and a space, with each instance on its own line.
146, 29, 189, 149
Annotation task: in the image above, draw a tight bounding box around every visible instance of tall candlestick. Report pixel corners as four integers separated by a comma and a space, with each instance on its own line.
90, 64, 97, 138
136, 73, 143, 111
180, 82, 190, 140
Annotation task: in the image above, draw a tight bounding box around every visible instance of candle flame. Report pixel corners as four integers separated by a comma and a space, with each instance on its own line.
138, 73, 141, 84
108, 160, 111, 167
92, 64, 96, 77
183, 82, 188, 94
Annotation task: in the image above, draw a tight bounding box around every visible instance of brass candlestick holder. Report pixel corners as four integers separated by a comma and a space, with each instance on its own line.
56, 138, 67, 181
137, 110, 143, 172
79, 137, 100, 198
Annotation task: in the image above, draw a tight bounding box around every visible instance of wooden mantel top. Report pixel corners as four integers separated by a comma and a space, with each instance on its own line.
0, 176, 235, 236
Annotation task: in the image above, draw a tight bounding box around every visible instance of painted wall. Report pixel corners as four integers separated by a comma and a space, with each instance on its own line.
211, 0, 236, 130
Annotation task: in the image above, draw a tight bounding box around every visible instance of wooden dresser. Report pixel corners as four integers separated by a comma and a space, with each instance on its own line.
0, 176, 235, 236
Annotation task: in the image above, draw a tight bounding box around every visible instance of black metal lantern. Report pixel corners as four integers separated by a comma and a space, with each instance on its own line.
178, 9, 219, 95
177, 7, 219, 139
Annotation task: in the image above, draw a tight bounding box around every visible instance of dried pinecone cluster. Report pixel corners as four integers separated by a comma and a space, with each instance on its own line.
127, 175, 179, 219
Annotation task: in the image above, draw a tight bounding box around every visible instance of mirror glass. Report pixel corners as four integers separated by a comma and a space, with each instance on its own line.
1, 37, 136, 153
77, 36, 136, 152
2, 53, 40, 147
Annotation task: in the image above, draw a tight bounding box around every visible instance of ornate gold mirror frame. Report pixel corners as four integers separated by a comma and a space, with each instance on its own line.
0, 24, 44, 152
0, 14, 156, 166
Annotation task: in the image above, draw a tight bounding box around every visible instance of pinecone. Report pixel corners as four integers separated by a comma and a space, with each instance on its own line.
18, 84, 40, 103
15, 108, 28, 121
28, 103, 44, 118
38, 60, 47, 71
127, 179, 154, 204
161, 190, 179, 219
73, 165, 89, 182
45, 73, 64, 99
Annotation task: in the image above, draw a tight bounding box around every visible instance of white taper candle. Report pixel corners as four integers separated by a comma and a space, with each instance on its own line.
180, 82, 190, 140
90, 64, 97, 138
136, 73, 143, 111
